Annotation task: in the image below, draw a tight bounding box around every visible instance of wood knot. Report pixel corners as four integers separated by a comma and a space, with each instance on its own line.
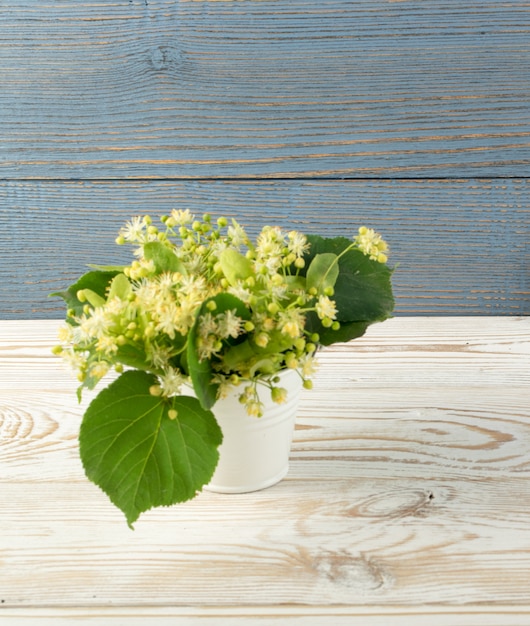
348, 488, 437, 520
149, 46, 183, 72
312, 551, 392, 592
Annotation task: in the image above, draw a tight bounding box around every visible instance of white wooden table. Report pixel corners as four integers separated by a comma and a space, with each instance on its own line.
1, 317, 529, 625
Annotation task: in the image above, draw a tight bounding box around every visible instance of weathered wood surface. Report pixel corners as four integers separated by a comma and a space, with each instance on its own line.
2, 0, 530, 178
1, 179, 529, 318
1, 317, 529, 624
1, 0, 529, 317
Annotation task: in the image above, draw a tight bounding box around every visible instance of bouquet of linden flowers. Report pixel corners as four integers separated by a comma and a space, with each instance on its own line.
53, 211, 394, 525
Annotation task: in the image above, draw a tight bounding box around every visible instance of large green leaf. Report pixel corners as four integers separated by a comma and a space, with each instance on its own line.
306, 235, 394, 323
79, 370, 222, 527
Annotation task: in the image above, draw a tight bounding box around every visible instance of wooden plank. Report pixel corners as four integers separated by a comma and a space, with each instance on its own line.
1, 179, 528, 318
1, 317, 529, 613
2, 607, 530, 626
2, 0, 530, 178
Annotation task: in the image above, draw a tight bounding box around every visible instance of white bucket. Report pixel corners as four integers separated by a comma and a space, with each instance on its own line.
204, 369, 302, 494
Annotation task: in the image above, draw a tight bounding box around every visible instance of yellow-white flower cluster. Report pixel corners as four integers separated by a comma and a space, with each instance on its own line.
55, 213, 390, 418
354, 226, 389, 263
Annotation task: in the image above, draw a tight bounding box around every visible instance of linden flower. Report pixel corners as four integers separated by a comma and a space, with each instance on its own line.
61, 348, 88, 374
152, 301, 178, 339
80, 307, 113, 340
315, 295, 337, 321
96, 335, 119, 356
170, 208, 194, 226
90, 360, 110, 381
159, 367, 187, 397
147, 343, 175, 370
299, 354, 318, 378
287, 231, 310, 258
217, 309, 243, 340
354, 227, 389, 263
227, 221, 248, 247
119, 215, 149, 243
228, 282, 252, 305
256, 225, 285, 257
57, 324, 74, 344
278, 309, 305, 339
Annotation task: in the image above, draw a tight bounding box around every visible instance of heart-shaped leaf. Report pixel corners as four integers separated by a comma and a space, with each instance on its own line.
306, 235, 394, 322
79, 370, 222, 527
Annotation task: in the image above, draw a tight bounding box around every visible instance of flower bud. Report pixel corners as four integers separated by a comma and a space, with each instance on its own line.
294, 257, 305, 269
255, 332, 269, 348
294, 338, 306, 352
271, 386, 288, 404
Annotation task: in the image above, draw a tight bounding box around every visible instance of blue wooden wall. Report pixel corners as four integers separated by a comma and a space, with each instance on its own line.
1, 0, 528, 318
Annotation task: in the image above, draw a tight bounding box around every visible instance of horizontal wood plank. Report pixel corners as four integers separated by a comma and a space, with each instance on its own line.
3, 607, 530, 626
2, 0, 530, 178
1, 317, 529, 617
1, 179, 528, 318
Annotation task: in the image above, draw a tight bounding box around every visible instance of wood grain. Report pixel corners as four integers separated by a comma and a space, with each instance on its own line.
2, 0, 530, 178
1, 317, 529, 620
1, 179, 528, 318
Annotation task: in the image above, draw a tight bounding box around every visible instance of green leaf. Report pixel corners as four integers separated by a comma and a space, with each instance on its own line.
50, 270, 119, 319
306, 235, 394, 323
306, 252, 339, 295
187, 330, 218, 410
222, 339, 256, 370
143, 241, 187, 275
219, 248, 253, 285
115, 343, 153, 373
79, 370, 222, 527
